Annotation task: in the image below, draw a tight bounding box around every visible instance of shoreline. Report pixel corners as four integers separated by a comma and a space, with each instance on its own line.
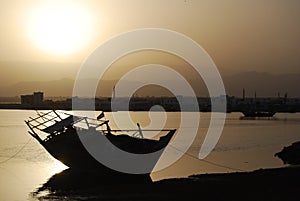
35, 165, 300, 201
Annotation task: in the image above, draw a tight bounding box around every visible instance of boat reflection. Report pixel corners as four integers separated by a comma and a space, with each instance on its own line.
33, 168, 158, 200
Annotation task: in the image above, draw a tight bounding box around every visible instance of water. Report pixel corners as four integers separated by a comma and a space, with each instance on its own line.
0, 110, 300, 200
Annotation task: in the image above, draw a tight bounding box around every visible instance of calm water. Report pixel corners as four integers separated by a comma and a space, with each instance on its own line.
0, 110, 300, 200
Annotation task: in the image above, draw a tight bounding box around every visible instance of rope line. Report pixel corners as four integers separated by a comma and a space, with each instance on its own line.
0, 138, 32, 164
169, 144, 245, 172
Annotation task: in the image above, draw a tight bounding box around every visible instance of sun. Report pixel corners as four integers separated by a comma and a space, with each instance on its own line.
27, 2, 94, 55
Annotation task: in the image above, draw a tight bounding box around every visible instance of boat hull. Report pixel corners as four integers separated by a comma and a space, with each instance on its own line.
40, 127, 176, 181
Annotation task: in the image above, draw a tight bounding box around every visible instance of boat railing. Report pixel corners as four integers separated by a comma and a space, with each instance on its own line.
25, 110, 109, 135
25, 110, 176, 141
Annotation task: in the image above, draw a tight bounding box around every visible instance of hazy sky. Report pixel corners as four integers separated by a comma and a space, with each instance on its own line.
0, 0, 300, 91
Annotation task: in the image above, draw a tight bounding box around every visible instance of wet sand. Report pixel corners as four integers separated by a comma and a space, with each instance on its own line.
34, 165, 300, 201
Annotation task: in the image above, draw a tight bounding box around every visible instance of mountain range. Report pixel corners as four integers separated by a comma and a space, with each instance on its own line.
0, 72, 299, 98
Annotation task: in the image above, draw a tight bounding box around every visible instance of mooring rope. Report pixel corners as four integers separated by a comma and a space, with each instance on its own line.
0, 138, 32, 164
169, 144, 246, 172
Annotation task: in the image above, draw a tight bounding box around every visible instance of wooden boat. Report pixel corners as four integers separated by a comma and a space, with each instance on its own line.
25, 110, 176, 182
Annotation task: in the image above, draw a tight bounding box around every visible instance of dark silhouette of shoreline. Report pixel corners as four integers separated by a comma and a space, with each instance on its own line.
1, 92, 300, 117
33, 165, 300, 201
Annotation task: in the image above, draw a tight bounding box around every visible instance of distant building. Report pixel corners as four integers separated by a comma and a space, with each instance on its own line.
33, 92, 43, 105
21, 95, 34, 105
21, 92, 44, 106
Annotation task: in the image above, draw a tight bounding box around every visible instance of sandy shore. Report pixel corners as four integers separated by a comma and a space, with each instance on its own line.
34, 165, 300, 201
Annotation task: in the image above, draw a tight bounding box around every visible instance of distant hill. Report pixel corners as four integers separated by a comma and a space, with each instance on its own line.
0, 61, 80, 86
0, 79, 125, 98
0, 72, 299, 98
0, 78, 75, 97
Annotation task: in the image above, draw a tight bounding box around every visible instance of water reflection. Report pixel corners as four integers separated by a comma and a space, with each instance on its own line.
52, 160, 68, 174
33, 168, 156, 200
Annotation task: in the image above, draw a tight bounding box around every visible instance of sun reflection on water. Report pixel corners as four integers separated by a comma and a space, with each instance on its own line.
52, 159, 68, 174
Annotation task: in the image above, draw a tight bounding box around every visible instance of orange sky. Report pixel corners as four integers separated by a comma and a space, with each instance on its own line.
0, 0, 300, 92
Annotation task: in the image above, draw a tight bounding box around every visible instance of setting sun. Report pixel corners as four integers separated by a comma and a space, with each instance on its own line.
27, 1, 94, 55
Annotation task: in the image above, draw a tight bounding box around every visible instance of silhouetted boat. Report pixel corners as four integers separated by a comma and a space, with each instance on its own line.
25, 110, 176, 182
241, 110, 276, 118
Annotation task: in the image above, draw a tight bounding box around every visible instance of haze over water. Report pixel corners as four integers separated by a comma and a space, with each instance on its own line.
1, 1, 300, 98
0, 110, 299, 200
